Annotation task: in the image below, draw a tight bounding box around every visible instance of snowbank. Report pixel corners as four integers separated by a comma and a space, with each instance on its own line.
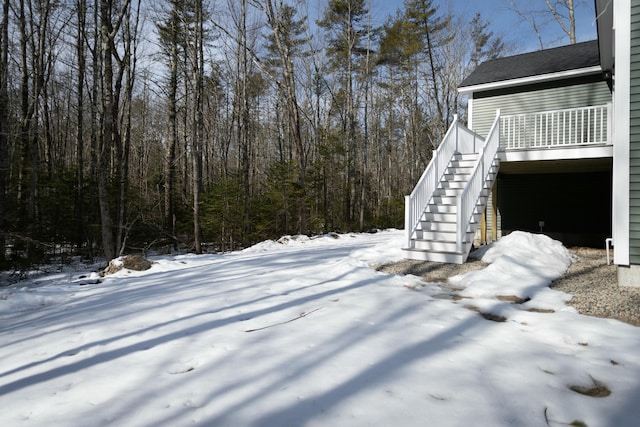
450, 231, 574, 307
1, 230, 639, 427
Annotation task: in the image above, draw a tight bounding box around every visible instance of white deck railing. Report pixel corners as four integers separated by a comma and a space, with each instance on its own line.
456, 112, 501, 253
404, 116, 484, 248
500, 104, 611, 149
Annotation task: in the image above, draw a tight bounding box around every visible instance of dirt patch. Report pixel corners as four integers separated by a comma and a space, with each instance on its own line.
527, 308, 555, 314
496, 295, 530, 304
569, 380, 611, 398
376, 258, 487, 284
464, 305, 507, 322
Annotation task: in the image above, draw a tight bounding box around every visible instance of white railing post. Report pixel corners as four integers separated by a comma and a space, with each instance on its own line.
456, 197, 463, 253
455, 117, 459, 152
431, 150, 440, 188
405, 195, 412, 247
607, 102, 612, 144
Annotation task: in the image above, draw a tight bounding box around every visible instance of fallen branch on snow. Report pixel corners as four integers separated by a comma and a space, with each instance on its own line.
245, 307, 323, 332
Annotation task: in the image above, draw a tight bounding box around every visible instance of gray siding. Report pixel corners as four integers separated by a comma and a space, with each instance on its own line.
472, 79, 612, 138
630, 2, 640, 263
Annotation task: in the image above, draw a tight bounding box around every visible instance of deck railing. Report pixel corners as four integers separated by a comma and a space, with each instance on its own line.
500, 104, 611, 149
404, 116, 484, 248
456, 112, 500, 253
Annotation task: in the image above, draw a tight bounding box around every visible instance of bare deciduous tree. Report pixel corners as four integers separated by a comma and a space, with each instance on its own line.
0, 0, 8, 264
509, 0, 578, 48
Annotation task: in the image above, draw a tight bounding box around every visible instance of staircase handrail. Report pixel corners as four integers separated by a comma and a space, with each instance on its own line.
405, 115, 464, 248
456, 110, 501, 253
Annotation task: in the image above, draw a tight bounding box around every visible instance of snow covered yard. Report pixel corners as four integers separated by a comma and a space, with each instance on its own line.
1, 230, 639, 427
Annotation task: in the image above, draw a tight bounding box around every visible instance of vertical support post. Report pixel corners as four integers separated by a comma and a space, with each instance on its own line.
491, 181, 498, 241
405, 195, 411, 248
433, 150, 438, 189
456, 197, 462, 253
492, 109, 500, 242
607, 102, 612, 144
454, 114, 459, 152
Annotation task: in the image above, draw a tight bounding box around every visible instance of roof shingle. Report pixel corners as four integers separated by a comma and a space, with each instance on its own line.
459, 40, 600, 89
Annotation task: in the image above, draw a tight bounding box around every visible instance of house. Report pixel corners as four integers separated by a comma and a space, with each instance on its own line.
403, 0, 640, 287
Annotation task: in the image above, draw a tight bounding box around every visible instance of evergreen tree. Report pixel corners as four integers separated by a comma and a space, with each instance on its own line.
157, 0, 193, 246
469, 12, 505, 68
402, 0, 453, 130
377, 13, 421, 69
317, 0, 369, 226
261, 0, 309, 234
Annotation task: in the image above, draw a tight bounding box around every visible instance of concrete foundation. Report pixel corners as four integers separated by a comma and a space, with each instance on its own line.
618, 264, 640, 287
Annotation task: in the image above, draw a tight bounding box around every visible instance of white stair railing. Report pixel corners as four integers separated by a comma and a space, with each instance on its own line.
404, 116, 484, 248
456, 111, 501, 253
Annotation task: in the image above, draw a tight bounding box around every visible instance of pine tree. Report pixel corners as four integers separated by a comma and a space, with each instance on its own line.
261, 0, 309, 234
157, 0, 191, 246
402, 0, 453, 131
317, 0, 369, 226
469, 12, 505, 68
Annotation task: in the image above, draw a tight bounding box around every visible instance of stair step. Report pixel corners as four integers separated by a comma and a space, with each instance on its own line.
427, 203, 457, 214
440, 170, 471, 182
423, 212, 457, 223
434, 188, 462, 197
453, 152, 479, 160
438, 180, 466, 189
401, 247, 468, 264
412, 239, 464, 252
420, 217, 481, 233
430, 195, 457, 205
420, 220, 462, 232
446, 165, 473, 173
416, 229, 475, 241
449, 160, 476, 168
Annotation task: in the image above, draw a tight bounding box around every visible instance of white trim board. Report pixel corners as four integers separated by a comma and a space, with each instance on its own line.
613, 0, 631, 266
458, 66, 603, 94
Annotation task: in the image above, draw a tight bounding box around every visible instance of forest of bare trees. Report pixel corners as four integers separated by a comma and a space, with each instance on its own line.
0, 0, 515, 268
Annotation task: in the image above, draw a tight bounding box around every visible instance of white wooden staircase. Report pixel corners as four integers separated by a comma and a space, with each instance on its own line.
403, 113, 501, 264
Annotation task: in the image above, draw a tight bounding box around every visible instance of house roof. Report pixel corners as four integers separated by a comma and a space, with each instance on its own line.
459, 40, 601, 92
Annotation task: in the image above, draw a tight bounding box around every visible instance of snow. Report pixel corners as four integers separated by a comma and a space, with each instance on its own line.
1, 230, 639, 427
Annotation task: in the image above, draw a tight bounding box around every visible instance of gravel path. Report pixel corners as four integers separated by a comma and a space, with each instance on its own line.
551, 247, 640, 326
377, 247, 640, 326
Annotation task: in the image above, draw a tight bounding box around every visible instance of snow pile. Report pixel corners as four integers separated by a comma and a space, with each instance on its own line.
450, 231, 575, 310
0, 286, 66, 314
1, 230, 639, 427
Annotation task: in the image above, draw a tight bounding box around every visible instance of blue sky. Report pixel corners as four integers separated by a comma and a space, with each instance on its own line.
308, 0, 598, 54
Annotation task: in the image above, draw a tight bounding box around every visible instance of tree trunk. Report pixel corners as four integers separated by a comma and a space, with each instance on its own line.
239, 0, 251, 239
0, 0, 8, 263
98, 0, 116, 261
262, 0, 307, 234
193, 0, 205, 254
117, 1, 137, 256
76, 0, 86, 252
165, 27, 178, 244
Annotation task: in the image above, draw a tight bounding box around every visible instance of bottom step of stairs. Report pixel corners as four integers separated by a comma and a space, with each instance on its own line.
401, 247, 468, 264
